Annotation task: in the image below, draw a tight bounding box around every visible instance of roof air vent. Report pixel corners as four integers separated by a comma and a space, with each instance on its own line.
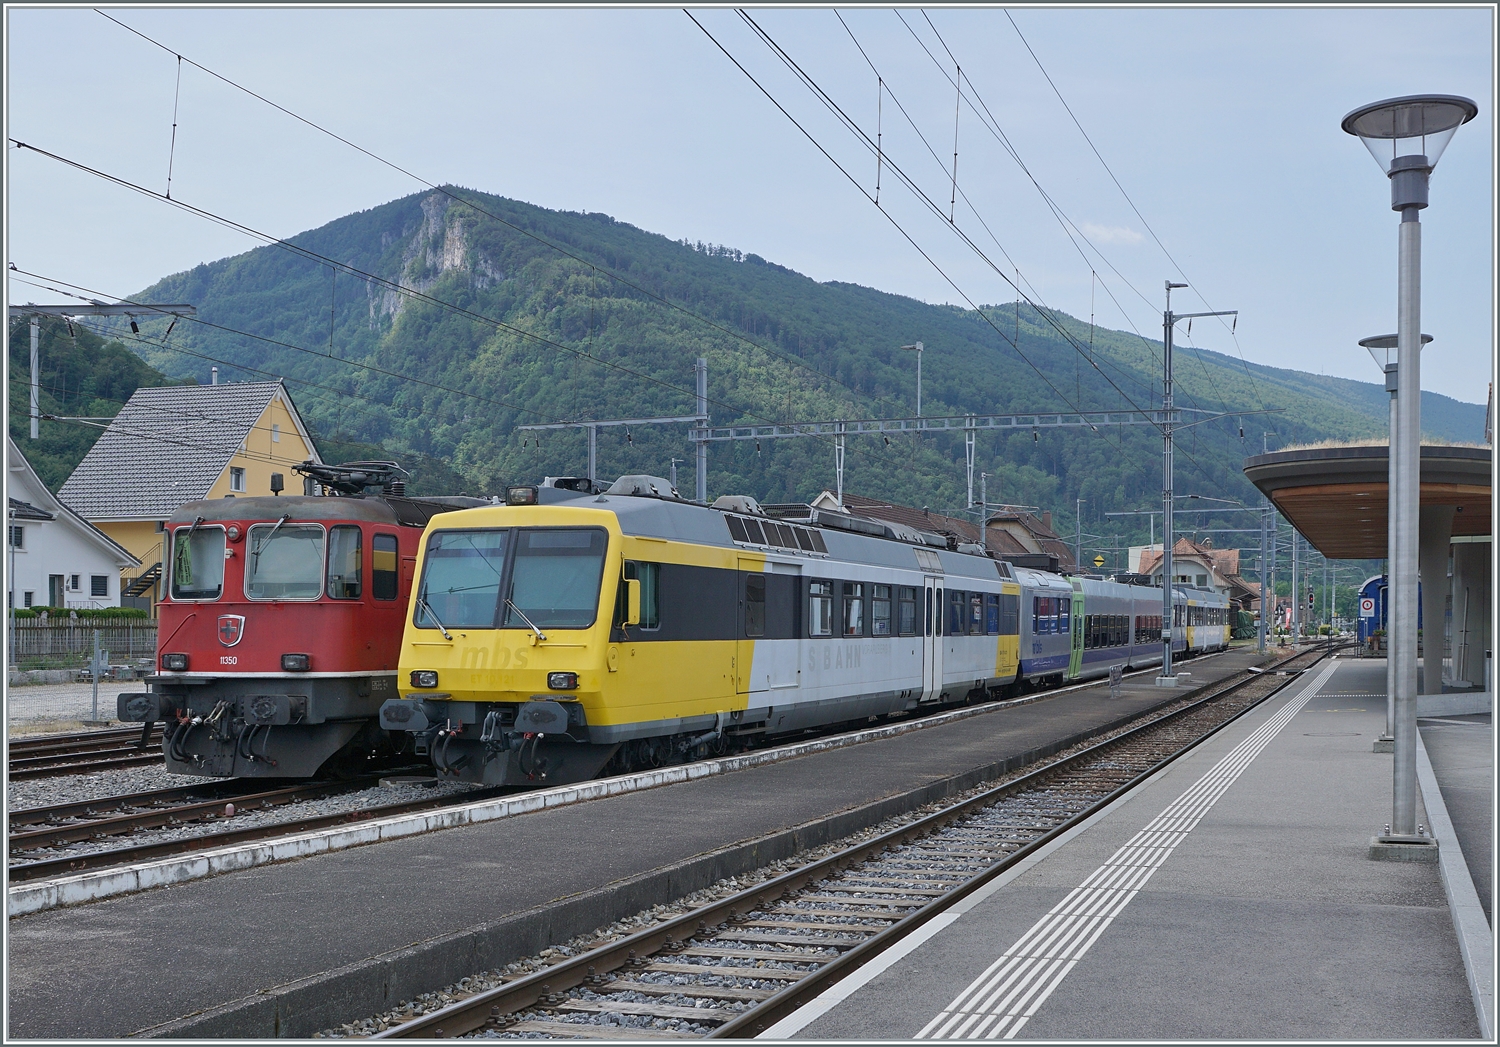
711, 495, 766, 516
605, 475, 680, 499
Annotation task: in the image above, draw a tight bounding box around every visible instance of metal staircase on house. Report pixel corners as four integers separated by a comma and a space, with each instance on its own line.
123, 562, 162, 598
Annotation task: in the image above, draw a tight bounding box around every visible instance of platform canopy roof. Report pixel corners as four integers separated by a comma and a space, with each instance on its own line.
1243, 444, 1491, 559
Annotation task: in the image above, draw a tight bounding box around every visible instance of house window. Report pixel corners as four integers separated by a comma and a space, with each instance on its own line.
1197, 574, 1208, 587
230, 467, 246, 492
23, 591, 34, 608
272, 423, 281, 443
69, 575, 80, 591
7, 525, 22, 549
91, 575, 109, 597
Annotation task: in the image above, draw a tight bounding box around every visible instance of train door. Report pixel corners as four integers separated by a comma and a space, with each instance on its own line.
736, 560, 767, 695
1068, 590, 1084, 680
921, 577, 944, 702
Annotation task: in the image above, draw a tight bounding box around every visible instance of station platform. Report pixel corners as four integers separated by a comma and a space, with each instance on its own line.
785, 657, 1488, 1041
6, 646, 1271, 1039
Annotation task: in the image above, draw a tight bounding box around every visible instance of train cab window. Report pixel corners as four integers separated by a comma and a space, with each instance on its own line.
326, 526, 363, 599
809, 581, 834, 637
372, 534, 399, 600
170, 525, 226, 600
417, 529, 508, 629
970, 593, 985, 635
871, 584, 892, 636
745, 574, 766, 637
245, 523, 325, 601
898, 587, 917, 636
843, 582, 865, 637
1000, 593, 1019, 634
502, 528, 609, 630
985, 593, 999, 635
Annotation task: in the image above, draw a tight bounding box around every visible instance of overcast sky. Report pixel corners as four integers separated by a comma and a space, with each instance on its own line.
6, 6, 1494, 405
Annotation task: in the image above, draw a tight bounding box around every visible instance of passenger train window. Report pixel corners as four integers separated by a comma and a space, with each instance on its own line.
809, 581, 834, 637
924, 588, 932, 636
948, 590, 966, 636
970, 593, 984, 635
871, 585, 892, 636
1001, 593, 1019, 634
898, 587, 917, 636
1059, 600, 1070, 636
326, 526, 363, 599
842, 582, 865, 636
985, 593, 999, 635
745, 574, 766, 637
372, 534, 399, 600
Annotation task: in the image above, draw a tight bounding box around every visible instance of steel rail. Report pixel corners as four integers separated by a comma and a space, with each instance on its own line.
6, 783, 512, 884
7, 776, 386, 853
8, 751, 166, 781
372, 642, 1338, 1039
8, 725, 161, 754
8, 780, 279, 830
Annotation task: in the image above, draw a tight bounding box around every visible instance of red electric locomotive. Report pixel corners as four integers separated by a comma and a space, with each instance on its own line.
117, 462, 486, 778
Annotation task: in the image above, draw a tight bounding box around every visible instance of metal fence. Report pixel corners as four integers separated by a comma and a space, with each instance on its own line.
6, 619, 158, 661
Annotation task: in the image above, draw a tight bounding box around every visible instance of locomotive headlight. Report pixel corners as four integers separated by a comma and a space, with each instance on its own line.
281, 653, 311, 672
547, 671, 579, 691
410, 670, 439, 688
162, 653, 189, 671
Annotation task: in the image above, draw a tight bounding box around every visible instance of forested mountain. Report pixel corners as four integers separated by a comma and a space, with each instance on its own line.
79, 186, 1487, 545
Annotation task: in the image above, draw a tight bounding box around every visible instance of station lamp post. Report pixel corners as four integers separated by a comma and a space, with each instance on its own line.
1341, 93, 1476, 846
1359, 332, 1431, 750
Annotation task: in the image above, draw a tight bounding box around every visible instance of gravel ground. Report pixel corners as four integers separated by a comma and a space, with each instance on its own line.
6, 679, 148, 736
9, 774, 486, 865
315, 666, 1281, 1040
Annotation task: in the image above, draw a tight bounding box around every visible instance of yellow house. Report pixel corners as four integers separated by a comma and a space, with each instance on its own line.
58, 381, 322, 611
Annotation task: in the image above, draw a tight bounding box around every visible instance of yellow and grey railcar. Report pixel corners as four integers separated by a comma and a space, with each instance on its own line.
378, 476, 1022, 786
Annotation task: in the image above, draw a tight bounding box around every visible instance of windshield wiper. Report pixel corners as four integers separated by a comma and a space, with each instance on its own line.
417, 597, 453, 640
252, 514, 292, 572
506, 600, 547, 642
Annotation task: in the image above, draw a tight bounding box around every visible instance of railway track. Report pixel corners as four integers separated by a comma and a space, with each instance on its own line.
6, 776, 502, 884
368, 642, 1340, 1040
8, 726, 164, 780
3, 649, 1241, 888
7, 776, 393, 859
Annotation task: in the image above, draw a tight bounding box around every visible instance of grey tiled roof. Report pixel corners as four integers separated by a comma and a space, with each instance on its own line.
59, 382, 305, 520
8, 497, 54, 521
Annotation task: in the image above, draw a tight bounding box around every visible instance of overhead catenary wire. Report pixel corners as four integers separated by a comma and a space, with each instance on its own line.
874, 11, 1242, 468
700, 11, 1118, 447
1000, 8, 1266, 412
703, 11, 1235, 493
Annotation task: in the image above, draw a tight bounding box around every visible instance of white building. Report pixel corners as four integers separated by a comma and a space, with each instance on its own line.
7, 437, 138, 610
